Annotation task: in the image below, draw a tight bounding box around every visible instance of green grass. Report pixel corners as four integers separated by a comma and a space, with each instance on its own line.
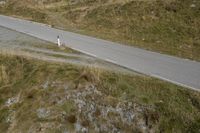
0, 53, 199, 132
98, 72, 200, 132
22, 49, 80, 60
28, 42, 78, 54
0, 54, 80, 132
0, 0, 199, 61
17, 40, 77, 54
0, 107, 10, 132
61, 100, 75, 114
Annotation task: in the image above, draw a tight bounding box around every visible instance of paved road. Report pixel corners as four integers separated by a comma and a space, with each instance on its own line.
0, 26, 132, 73
0, 15, 200, 91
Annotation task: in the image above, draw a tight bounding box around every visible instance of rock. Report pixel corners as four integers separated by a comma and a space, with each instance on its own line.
75, 122, 81, 132
81, 127, 88, 133
5, 97, 19, 106
42, 80, 49, 89
64, 84, 69, 90
37, 108, 50, 119
0, 1, 6, 5
63, 130, 69, 133
190, 4, 196, 8
59, 83, 156, 132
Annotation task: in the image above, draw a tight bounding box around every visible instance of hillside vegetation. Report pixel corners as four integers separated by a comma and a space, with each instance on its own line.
0, 0, 200, 61
0, 54, 200, 132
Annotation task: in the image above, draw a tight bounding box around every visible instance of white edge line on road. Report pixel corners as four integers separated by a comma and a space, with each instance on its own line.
105, 59, 117, 64
70, 47, 97, 58
151, 73, 200, 92
70, 47, 118, 65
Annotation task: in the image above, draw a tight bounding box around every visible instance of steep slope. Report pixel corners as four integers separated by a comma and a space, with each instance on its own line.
0, 54, 200, 132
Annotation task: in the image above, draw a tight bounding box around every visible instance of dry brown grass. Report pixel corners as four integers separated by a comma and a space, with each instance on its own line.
0, 53, 200, 132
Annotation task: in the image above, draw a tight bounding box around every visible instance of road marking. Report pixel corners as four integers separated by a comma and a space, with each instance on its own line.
84, 52, 97, 58
151, 73, 199, 92
105, 59, 117, 64
69, 47, 118, 65
70, 47, 97, 58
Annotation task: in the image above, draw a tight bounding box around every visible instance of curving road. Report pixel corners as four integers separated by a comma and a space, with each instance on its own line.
0, 15, 200, 91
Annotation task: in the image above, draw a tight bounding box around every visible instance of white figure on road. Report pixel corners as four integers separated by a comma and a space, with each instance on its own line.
57, 35, 61, 47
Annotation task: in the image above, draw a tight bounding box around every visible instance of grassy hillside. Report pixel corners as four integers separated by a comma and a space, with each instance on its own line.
0, 0, 200, 61
0, 54, 200, 132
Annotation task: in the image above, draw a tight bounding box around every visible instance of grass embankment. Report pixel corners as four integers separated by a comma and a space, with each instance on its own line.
26, 42, 78, 54
0, 54, 199, 132
0, 0, 200, 61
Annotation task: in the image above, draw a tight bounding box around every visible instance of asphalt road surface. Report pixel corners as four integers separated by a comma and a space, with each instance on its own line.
0, 15, 200, 91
